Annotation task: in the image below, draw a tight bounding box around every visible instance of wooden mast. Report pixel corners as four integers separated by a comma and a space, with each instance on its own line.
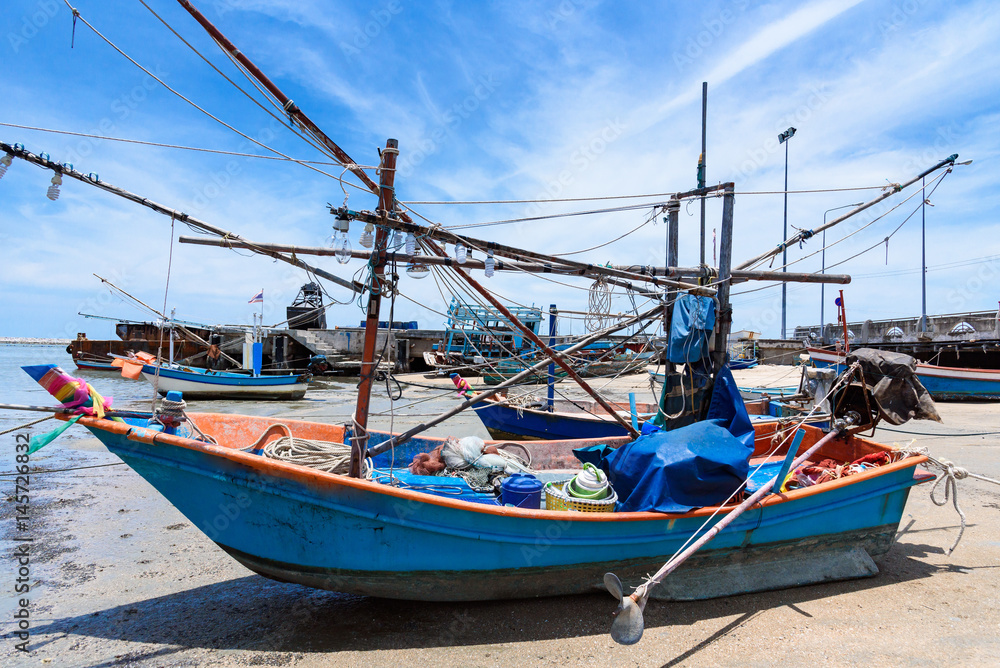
712, 184, 736, 374
349, 139, 398, 477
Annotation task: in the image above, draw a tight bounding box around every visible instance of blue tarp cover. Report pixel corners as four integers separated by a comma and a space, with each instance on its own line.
578, 365, 755, 513
667, 294, 716, 364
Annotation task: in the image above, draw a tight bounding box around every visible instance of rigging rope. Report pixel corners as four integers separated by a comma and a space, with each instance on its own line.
0, 416, 55, 436
892, 442, 1000, 555
0, 122, 364, 166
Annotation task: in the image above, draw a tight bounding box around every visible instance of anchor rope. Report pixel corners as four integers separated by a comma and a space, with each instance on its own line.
0, 416, 55, 436
892, 441, 1000, 555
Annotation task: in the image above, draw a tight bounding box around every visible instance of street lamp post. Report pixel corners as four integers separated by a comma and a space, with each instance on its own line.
820, 202, 863, 343
920, 175, 927, 334
778, 127, 796, 340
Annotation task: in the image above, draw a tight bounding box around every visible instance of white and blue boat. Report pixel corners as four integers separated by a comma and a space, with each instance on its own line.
808, 347, 1000, 401
138, 364, 311, 401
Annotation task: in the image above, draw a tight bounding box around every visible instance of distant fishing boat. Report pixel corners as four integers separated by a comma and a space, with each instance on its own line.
423, 298, 542, 373
136, 364, 311, 400
738, 385, 801, 401
472, 393, 830, 441
113, 352, 310, 400
807, 347, 1000, 401
73, 355, 119, 371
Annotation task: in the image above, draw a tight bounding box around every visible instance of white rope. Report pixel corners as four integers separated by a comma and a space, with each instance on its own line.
586, 278, 613, 333
892, 442, 1000, 555
261, 424, 368, 477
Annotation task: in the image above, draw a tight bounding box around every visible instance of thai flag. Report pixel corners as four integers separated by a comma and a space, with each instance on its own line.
249, 290, 264, 304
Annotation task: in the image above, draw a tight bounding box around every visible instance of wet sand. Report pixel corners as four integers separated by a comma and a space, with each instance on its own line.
2, 365, 999, 667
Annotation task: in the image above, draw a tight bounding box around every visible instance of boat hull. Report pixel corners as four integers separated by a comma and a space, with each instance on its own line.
807, 347, 1000, 401
81, 416, 927, 602
74, 360, 119, 371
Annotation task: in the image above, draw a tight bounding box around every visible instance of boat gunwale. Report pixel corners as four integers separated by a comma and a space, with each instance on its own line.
74, 413, 929, 522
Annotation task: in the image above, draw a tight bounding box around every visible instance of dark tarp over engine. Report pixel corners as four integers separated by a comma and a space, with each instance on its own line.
846, 348, 941, 424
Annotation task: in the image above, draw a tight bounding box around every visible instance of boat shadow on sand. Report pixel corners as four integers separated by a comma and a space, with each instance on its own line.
31, 535, 982, 661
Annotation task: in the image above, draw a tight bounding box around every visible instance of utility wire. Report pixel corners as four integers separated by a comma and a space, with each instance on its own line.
62, 2, 373, 194
0, 122, 369, 166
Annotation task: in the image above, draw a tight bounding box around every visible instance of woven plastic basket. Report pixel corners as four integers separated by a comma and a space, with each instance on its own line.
544, 481, 617, 513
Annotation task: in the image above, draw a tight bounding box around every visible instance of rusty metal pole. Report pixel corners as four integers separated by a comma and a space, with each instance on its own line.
424, 242, 640, 439
349, 139, 398, 477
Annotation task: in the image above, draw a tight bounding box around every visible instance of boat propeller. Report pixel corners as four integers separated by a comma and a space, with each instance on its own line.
604, 572, 647, 645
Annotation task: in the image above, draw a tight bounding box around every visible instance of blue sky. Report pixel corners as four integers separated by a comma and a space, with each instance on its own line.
1, 0, 998, 340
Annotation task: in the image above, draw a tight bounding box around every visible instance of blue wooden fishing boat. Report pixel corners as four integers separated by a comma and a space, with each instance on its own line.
808, 347, 1000, 401
70, 410, 930, 601
74, 359, 119, 372
137, 363, 311, 400
728, 357, 758, 369
473, 394, 830, 440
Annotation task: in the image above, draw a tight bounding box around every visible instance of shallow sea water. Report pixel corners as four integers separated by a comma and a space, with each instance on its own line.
0, 343, 491, 469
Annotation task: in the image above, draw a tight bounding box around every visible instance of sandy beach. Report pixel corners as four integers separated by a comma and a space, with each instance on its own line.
2, 365, 998, 667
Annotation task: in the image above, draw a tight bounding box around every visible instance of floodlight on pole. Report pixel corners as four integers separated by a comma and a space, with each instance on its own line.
778, 127, 796, 339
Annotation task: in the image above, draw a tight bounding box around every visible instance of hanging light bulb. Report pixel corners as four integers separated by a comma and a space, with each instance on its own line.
332, 217, 351, 264
455, 242, 467, 264
406, 263, 430, 279
335, 234, 352, 264
46, 173, 62, 201
405, 232, 416, 256
359, 222, 375, 249
0, 153, 12, 180
484, 250, 495, 278
391, 230, 404, 250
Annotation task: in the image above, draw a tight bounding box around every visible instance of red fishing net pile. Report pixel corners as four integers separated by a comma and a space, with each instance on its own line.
796, 451, 891, 486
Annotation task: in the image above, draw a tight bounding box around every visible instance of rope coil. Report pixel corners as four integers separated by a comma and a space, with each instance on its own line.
893, 443, 1000, 555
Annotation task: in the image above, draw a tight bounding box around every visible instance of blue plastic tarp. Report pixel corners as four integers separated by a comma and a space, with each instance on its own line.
667, 294, 716, 364
585, 364, 756, 513
603, 419, 753, 513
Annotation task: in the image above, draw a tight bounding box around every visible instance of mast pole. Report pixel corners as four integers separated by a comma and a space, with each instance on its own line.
349, 139, 398, 477
699, 82, 707, 266
664, 200, 680, 371
712, 184, 736, 374
920, 176, 927, 333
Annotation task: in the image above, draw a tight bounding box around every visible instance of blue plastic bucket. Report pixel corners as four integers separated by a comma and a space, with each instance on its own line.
501, 474, 544, 509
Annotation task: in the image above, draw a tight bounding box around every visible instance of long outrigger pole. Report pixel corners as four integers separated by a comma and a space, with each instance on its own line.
0, 141, 365, 296
176, 237, 853, 286
736, 154, 959, 271
175, 0, 382, 198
